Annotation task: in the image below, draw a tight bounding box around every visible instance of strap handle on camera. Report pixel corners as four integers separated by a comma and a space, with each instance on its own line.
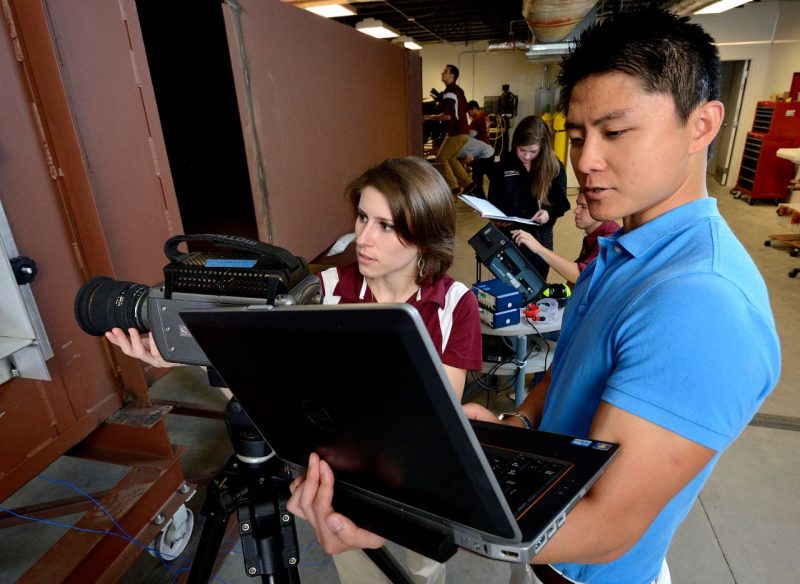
164, 234, 304, 272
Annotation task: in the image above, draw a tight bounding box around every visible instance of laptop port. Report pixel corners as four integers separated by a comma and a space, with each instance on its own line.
546, 521, 558, 538
533, 533, 548, 552
501, 549, 520, 559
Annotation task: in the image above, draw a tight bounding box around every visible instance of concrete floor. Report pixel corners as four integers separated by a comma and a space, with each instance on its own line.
1, 178, 798, 583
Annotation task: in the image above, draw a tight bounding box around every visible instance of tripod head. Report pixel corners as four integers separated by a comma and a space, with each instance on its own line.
226, 399, 276, 465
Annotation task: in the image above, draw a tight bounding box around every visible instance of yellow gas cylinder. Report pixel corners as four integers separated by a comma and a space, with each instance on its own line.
553, 110, 567, 164
541, 110, 554, 131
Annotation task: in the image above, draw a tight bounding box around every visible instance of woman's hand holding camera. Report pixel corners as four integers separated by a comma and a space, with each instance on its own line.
105, 327, 177, 369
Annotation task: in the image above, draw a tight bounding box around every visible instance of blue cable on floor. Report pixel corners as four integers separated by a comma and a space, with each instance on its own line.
0, 475, 233, 583
0, 474, 341, 582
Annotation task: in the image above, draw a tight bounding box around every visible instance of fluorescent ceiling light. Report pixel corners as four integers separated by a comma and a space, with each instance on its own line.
392, 35, 422, 50
355, 18, 399, 39
695, 0, 753, 14
525, 41, 573, 60
305, 3, 356, 18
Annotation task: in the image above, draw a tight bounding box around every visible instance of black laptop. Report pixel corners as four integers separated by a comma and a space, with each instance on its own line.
180, 303, 618, 563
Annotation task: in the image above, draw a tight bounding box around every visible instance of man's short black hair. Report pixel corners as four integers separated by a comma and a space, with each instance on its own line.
467, 100, 480, 110
557, 10, 720, 125
447, 64, 459, 81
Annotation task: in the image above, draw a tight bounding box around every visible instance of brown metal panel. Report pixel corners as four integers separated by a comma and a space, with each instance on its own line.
3, 0, 115, 279
4, 0, 151, 400
0, 0, 185, 499
0, 1, 125, 498
41, 0, 182, 283
0, 4, 191, 578
0, 3, 79, 442
405, 50, 424, 157
223, 0, 422, 260
5, 0, 186, 399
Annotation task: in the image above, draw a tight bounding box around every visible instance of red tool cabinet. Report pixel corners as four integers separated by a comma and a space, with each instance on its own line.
734, 101, 800, 205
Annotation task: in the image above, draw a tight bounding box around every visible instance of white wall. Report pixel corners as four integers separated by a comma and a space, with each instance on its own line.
694, 0, 800, 187
766, 1, 800, 99
418, 1, 800, 190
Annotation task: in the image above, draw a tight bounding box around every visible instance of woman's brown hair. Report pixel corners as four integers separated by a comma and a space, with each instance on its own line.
346, 157, 455, 285
511, 115, 560, 206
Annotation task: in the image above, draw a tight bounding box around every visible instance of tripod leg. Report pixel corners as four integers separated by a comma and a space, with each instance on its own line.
238, 499, 300, 584
364, 547, 416, 584
186, 477, 236, 583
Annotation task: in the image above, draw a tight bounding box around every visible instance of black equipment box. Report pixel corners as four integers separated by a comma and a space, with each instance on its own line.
468, 223, 545, 304
163, 234, 308, 302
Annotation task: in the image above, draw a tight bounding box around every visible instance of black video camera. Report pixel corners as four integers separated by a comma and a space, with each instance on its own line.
423, 89, 447, 146
74, 234, 320, 366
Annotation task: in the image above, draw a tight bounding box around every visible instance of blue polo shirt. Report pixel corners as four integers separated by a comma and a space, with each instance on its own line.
541, 198, 780, 583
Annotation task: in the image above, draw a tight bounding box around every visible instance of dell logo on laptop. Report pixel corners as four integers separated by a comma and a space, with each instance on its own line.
302, 399, 336, 433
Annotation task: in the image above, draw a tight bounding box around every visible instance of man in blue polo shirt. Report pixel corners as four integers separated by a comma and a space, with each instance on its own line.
287, 10, 780, 584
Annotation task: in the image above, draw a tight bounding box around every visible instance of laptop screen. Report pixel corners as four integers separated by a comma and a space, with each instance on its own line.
180, 303, 519, 541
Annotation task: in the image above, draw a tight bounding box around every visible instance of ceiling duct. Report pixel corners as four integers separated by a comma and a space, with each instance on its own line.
523, 3, 598, 62
522, 0, 597, 43
487, 40, 530, 52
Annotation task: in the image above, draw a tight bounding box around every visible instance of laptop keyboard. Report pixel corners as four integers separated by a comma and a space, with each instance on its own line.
484, 446, 571, 517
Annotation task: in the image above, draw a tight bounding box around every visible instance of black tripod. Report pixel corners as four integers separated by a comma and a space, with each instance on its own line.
187, 399, 417, 583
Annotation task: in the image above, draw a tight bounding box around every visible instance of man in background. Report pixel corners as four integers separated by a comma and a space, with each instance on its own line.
467, 100, 490, 144
460, 100, 494, 198
497, 83, 519, 153
424, 64, 471, 194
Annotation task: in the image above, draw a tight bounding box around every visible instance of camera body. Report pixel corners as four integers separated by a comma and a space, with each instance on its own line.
143, 285, 282, 366
75, 234, 319, 366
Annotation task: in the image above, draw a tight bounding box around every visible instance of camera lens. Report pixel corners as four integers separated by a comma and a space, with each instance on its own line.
74, 276, 150, 336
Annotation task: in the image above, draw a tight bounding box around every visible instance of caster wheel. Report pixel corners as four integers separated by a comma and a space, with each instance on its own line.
789, 271, 798, 278
765, 240, 772, 247
748, 198, 755, 206
149, 504, 194, 561
791, 249, 798, 258
732, 191, 742, 199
